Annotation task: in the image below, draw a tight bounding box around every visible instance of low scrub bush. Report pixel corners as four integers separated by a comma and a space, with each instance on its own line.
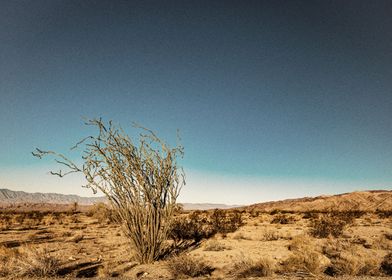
381, 253, 392, 276
230, 257, 274, 278
271, 213, 294, 224
167, 254, 214, 279
324, 253, 380, 276
309, 212, 353, 238
169, 211, 213, 244
210, 209, 243, 235
169, 209, 243, 245
281, 252, 324, 276
0, 245, 61, 278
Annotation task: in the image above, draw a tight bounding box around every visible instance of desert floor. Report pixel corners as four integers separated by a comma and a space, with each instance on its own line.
0, 206, 391, 279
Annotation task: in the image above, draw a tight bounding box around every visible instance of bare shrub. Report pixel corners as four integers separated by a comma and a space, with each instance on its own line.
282, 251, 324, 276
309, 212, 353, 238
324, 253, 380, 276
283, 234, 327, 275
167, 254, 214, 279
323, 240, 380, 276
230, 257, 274, 278
33, 119, 185, 264
0, 246, 16, 277
3, 246, 61, 278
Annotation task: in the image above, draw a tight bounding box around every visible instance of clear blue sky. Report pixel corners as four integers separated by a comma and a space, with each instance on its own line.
1, 1, 391, 204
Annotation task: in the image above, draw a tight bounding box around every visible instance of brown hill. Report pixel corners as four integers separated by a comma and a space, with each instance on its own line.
247, 190, 392, 212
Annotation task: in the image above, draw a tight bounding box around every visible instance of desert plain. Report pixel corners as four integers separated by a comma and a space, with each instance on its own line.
0, 190, 391, 279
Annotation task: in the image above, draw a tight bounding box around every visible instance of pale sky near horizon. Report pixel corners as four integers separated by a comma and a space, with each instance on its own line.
1, 1, 392, 204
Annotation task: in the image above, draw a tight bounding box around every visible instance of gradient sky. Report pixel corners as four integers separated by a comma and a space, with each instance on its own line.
1, 1, 392, 204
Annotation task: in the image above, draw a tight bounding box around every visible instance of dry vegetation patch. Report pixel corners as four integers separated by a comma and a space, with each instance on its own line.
167, 254, 214, 279
230, 257, 274, 278
0, 207, 391, 278
309, 212, 354, 238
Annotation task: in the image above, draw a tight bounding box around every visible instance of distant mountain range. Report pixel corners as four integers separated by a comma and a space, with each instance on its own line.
1, 188, 391, 212
0, 188, 239, 210
0, 188, 106, 205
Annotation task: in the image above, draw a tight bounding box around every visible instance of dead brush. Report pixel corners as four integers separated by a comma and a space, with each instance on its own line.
309, 212, 353, 238
0, 246, 17, 277
0, 245, 61, 278
324, 252, 380, 276
169, 209, 244, 246
230, 257, 274, 278
210, 209, 243, 235
282, 234, 327, 276
323, 240, 381, 276
166, 254, 214, 279
169, 211, 214, 244
281, 251, 325, 276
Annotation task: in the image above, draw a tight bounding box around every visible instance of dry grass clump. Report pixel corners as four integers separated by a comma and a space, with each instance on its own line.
287, 234, 311, 251
309, 212, 353, 238
381, 253, 392, 276
281, 251, 324, 276
263, 229, 280, 241
0, 246, 17, 277
203, 240, 230, 251
283, 234, 326, 275
166, 254, 214, 279
0, 245, 61, 278
323, 240, 380, 276
230, 257, 274, 278
324, 252, 380, 276
372, 234, 392, 250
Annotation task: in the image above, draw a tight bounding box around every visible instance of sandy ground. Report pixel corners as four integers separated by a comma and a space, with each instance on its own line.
0, 208, 391, 279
